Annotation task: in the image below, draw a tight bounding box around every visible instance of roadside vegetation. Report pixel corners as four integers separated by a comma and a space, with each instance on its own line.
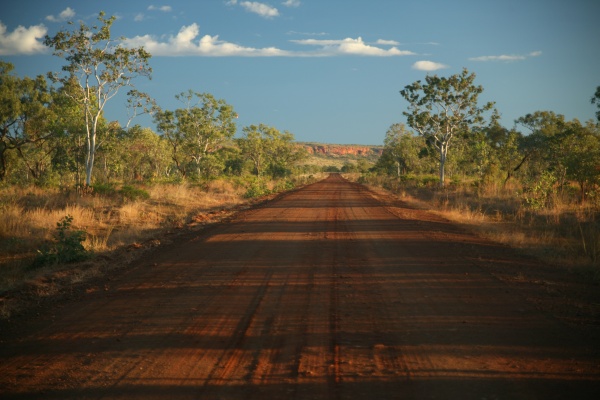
361, 75, 600, 276
0, 13, 323, 304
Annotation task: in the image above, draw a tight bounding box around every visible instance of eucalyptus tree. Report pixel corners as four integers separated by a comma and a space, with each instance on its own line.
238, 124, 304, 177
238, 124, 271, 177
267, 129, 306, 177
400, 68, 495, 187
44, 12, 153, 186
114, 125, 170, 182
592, 86, 600, 122
379, 123, 424, 177
561, 120, 600, 202
515, 111, 600, 201
154, 91, 237, 178
514, 111, 568, 184
0, 61, 55, 181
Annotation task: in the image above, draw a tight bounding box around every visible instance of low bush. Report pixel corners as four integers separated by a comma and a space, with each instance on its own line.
243, 178, 271, 198
32, 215, 89, 268
91, 182, 117, 196
119, 185, 150, 201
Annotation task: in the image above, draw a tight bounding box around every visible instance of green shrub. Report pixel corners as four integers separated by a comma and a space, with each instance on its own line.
521, 171, 557, 210
91, 182, 117, 196
119, 185, 150, 201
273, 180, 295, 192
243, 178, 271, 198
32, 215, 89, 268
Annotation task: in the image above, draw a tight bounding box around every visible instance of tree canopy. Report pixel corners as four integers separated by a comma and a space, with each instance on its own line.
400, 68, 495, 187
44, 11, 153, 186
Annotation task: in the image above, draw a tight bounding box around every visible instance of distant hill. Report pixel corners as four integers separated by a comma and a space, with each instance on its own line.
298, 142, 383, 169
299, 143, 383, 157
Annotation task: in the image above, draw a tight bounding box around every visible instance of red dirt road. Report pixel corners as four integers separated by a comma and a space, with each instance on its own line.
1, 174, 599, 399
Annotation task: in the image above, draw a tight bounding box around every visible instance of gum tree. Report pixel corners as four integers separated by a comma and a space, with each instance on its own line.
238, 124, 304, 177
44, 12, 153, 186
379, 123, 424, 177
400, 68, 495, 187
0, 61, 55, 181
154, 91, 237, 178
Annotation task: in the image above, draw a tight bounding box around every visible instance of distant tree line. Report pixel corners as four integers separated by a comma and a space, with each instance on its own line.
0, 13, 308, 188
1, 11, 599, 204
376, 72, 600, 204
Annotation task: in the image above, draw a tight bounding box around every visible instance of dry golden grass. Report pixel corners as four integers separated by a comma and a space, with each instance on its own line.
0, 174, 325, 303
0, 179, 250, 294
363, 175, 600, 276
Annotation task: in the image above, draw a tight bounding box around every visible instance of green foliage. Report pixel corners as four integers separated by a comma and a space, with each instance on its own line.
521, 171, 557, 210
273, 179, 295, 192
243, 177, 271, 198
592, 86, 600, 123
33, 215, 89, 268
119, 185, 150, 201
238, 124, 306, 178
154, 91, 237, 179
324, 165, 340, 173
376, 123, 432, 177
44, 12, 154, 186
400, 68, 495, 187
91, 182, 117, 196
0, 61, 56, 182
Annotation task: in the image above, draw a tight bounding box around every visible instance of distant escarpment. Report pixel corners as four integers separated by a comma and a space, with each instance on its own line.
301, 143, 383, 157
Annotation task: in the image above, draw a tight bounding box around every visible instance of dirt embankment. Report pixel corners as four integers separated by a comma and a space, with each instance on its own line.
1, 174, 599, 399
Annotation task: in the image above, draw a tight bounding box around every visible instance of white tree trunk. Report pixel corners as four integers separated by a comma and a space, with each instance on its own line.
439, 143, 447, 188
85, 132, 95, 187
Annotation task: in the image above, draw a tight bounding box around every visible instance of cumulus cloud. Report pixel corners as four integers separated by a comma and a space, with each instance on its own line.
239, 2, 279, 18
0, 21, 48, 55
123, 23, 417, 57
282, 0, 301, 7
123, 23, 288, 56
291, 37, 415, 56
469, 50, 542, 62
148, 5, 172, 12
412, 60, 449, 71
46, 7, 75, 23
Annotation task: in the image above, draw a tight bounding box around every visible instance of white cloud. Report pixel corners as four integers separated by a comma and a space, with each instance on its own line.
123, 23, 289, 56
412, 60, 449, 71
148, 5, 172, 12
469, 54, 524, 62
134, 13, 145, 22
291, 37, 415, 57
469, 50, 542, 62
375, 39, 400, 46
0, 21, 48, 55
287, 30, 327, 36
124, 24, 418, 57
46, 7, 75, 23
282, 0, 301, 7
240, 2, 279, 18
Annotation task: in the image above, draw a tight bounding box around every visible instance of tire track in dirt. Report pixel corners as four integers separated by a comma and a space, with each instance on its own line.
1, 174, 599, 399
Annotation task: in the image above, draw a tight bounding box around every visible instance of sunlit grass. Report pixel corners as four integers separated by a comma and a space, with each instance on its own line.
0, 174, 325, 302
362, 175, 600, 274
0, 179, 251, 294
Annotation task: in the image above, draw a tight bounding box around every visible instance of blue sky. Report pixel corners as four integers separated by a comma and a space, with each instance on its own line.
1, 0, 598, 145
